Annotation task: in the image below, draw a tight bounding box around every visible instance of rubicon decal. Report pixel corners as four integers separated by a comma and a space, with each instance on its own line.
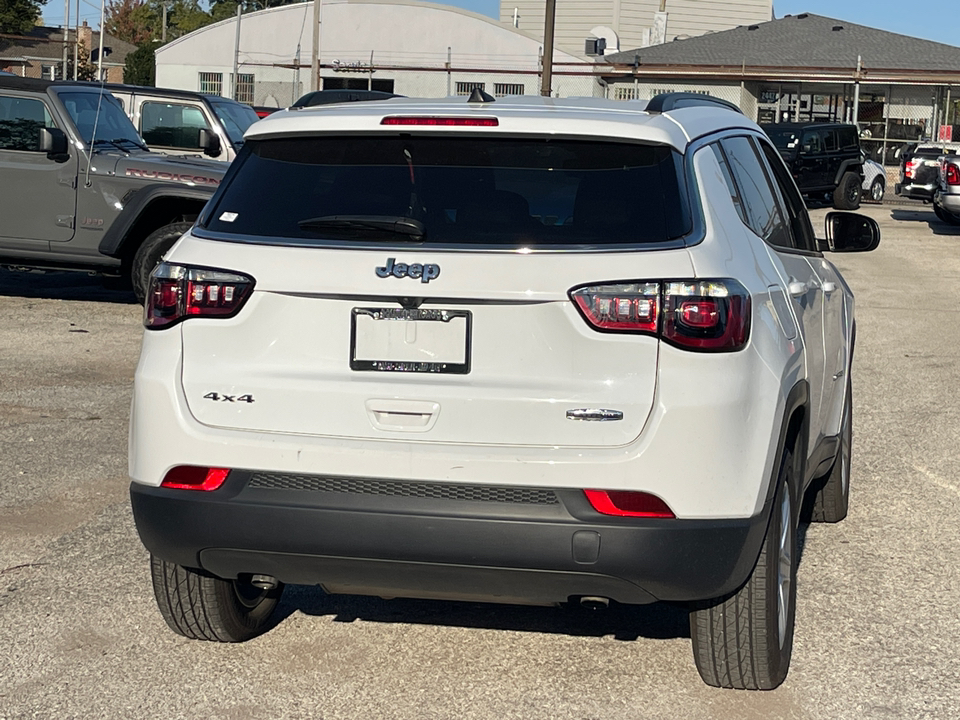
125, 168, 220, 186
376, 258, 440, 283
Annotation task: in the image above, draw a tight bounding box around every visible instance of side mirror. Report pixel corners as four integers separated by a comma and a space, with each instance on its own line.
39, 127, 68, 159
822, 212, 880, 252
198, 128, 222, 158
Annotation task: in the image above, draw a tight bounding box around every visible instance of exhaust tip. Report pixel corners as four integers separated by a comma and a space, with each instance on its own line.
579, 596, 610, 610
250, 574, 279, 590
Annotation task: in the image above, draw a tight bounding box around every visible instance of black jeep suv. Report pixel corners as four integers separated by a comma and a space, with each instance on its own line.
761, 122, 864, 210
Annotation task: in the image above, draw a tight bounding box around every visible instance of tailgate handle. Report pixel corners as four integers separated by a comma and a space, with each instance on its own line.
365, 399, 440, 432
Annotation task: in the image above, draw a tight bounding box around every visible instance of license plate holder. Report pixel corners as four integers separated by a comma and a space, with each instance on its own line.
350, 307, 472, 374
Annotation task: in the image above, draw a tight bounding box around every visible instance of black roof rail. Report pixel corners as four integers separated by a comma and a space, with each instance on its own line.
646, 92, 743, 115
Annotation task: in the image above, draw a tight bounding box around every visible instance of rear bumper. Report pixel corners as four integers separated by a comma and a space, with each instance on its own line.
130, 471, 770, 606
895, 181, 936, 201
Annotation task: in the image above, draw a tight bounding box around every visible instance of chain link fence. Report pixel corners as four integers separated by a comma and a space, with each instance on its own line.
243, 59, 605, 106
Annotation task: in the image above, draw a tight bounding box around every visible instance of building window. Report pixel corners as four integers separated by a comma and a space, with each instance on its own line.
494, 83, 524, 97
198, 72, 223, 95
614, 87, 638, 101
235, 73, 254, 104
456, 81, 485, 96
41, 64, 56, 80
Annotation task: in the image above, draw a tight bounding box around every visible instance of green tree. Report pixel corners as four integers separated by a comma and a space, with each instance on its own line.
105, 0, 159, 46
0, 0, 48, 34
70, 39, 97, 80
124, 41, 157, 86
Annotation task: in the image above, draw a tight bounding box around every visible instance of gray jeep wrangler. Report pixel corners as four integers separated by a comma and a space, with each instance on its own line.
0, 76, 226, 301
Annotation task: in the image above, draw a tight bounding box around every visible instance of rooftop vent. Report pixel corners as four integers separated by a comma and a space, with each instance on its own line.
797, 13, 808, 19
748, 25, 759, 31
832, 25, 844, 31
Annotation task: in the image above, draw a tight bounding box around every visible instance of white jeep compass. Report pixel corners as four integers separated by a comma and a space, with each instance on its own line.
129, 92, 879, 690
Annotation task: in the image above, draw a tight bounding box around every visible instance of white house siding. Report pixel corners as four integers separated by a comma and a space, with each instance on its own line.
501, 0, 772, 56
156, 0, 592, 105
663, 0, 773, 40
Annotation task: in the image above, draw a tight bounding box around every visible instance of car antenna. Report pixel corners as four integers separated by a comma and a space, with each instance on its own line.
83, 61, 111, 188
467, 87, 495, 103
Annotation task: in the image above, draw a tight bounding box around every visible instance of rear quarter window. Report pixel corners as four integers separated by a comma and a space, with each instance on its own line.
200, 135, 691, 248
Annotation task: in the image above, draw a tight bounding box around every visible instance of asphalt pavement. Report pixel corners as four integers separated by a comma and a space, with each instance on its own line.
1, 202, 958, 719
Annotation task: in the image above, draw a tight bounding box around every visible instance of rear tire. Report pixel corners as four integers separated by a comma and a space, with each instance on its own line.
131, 221, 193, 304
935, 203, 960, 225
833, 172, 861, 210
869, 177, 884, 203
150, 555, 283, 642
810, 385, 852, 523
690, 448, 798, 690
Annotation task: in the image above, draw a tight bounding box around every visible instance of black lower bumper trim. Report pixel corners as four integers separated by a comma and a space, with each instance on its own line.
130, 477, 770, 606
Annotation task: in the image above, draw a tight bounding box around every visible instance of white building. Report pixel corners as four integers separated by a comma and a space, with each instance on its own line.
155, 0, 594, 108
500, 0, 773, 57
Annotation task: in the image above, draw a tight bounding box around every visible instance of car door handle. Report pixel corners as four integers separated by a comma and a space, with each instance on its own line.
787, 280, 808, 297
822, 281, 837, 294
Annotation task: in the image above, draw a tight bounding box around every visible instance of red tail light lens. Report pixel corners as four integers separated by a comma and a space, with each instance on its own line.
160, 466, 230, 491
662, 280, 751, 351
946, 163, 960, 186
381, 116, 499, 127
570, 279, 750, 352
146, 263, 255, 329
905, 159, 919, 179
571, 282, 659, 333
584, 489, 675, 518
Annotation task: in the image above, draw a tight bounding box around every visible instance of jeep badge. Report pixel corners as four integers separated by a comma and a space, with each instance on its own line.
376, 258, 440, 283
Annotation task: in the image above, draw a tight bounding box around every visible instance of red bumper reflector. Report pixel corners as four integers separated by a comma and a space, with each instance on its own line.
160, 466, 230, 492
584, 489, 675, 518
381, 116, 499, 126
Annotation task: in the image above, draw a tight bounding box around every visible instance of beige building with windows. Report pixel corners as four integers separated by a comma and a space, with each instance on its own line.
500, 0, 773, 57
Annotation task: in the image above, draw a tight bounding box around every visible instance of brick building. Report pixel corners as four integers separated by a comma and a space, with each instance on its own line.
0, 22, 134, 82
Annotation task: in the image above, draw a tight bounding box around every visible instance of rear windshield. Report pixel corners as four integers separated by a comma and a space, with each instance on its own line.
766, 129, 800, 151
200, 136, 690, 247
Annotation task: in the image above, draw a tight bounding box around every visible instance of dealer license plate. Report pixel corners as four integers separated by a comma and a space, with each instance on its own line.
350, 308, 471, 374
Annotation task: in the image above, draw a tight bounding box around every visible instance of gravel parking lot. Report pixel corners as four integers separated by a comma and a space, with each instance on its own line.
1, 202, 958, 719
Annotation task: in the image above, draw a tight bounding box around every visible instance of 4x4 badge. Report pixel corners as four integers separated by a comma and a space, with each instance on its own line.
376, 258, 440, 284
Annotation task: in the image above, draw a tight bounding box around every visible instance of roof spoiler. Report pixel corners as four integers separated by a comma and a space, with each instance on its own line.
646, 92, 743, 115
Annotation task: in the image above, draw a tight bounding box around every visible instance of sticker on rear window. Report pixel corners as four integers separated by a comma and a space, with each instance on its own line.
219, 211, 239, 222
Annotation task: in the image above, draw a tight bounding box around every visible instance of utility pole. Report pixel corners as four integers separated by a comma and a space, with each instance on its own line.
162, 4, 167, 43
310, 0, 322, 92
232, 5, 242, 100
540, 0, 556, 96
73, 0, 79, 79
61, 0, 69, 80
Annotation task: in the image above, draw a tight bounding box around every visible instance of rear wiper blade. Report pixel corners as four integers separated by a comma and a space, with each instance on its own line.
298, 215, 425, 240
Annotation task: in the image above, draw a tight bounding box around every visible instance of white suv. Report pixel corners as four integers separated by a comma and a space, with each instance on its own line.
129, 92, 879, 690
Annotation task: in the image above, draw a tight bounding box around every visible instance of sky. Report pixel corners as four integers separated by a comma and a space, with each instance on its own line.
42, 0, 957, 50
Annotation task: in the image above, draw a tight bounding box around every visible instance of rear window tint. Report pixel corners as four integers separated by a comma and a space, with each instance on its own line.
201, 136, 691, 247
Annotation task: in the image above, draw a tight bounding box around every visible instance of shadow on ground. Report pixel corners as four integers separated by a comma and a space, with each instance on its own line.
889, 207, 960, 235
0, 269, 137, 304
276, 587, 693, 642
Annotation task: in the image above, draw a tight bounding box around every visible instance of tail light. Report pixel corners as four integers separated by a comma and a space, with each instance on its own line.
584, 489, 675, 518
145, 263, 255, 329
381, 116, 499, 126
946, 163, 960, 186
905, 158, 920, 179
571, 279, 751, 352
160, 466, 230, 491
